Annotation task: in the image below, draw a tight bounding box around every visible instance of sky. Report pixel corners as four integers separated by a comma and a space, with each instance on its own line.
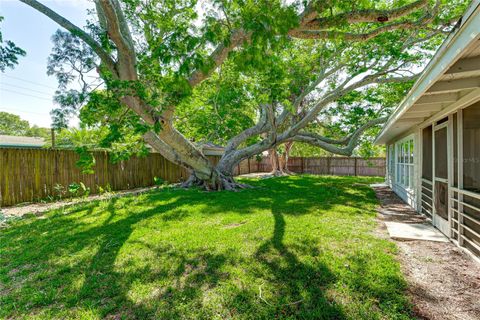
0, 0, 94, 128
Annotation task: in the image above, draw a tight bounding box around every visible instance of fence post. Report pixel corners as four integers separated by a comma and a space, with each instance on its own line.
354, 157, 358, 176
51, 128, 56, 149
248, 157, 251, 173
301, 157, 304, 173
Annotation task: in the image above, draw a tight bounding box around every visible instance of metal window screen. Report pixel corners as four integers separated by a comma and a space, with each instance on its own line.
453, 113, 458, 187
435, 127, 448, 180
422, 126, 433, 180
463, 102, 480, 193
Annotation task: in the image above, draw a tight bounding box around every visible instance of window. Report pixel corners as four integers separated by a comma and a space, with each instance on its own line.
396, 138, 414, 190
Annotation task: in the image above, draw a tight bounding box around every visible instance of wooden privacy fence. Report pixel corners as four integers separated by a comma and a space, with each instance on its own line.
0, 148, 384, 207
0, 148, 262, 207
0, 148, 183, 207
258, 156, 386, 177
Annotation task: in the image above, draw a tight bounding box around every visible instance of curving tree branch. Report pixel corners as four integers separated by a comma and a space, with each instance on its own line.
302, 0, 429, 29
291, 116, 388, 156
224, 104, 269, 153
289, 16, 433, 41
95, 0, 136, 79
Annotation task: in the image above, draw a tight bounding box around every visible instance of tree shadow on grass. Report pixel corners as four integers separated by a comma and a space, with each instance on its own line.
249, 188, 346, 319
72, 211, 234, 319
0, 175, 392, 319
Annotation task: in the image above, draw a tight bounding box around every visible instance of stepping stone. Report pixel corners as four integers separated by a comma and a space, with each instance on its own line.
384, 222, 449, 242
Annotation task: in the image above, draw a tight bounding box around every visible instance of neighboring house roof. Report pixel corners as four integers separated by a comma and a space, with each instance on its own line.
375, 0, 480, 144
0, 135, 45, 148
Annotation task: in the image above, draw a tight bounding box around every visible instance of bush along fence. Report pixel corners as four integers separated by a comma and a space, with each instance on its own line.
0, 148, 385, 207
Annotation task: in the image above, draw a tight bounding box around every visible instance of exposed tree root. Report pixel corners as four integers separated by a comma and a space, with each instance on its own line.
181, 172, 252, 191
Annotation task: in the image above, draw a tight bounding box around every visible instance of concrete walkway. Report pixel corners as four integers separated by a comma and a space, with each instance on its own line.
372, 184, 480, 320
370, 184, 450, 242
385, 221, 449, 242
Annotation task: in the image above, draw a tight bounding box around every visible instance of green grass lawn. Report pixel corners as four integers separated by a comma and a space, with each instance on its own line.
0, 175, 413, 319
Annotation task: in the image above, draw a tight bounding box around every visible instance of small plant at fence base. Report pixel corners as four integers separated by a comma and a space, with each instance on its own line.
153, 176, 165, 187
97, 183, 112, 195
67, 182, 91, 198
68, 183, 81, 197
54, 183, 66, 200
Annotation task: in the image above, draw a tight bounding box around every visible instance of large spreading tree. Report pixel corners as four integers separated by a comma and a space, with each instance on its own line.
19, 0, 466, 189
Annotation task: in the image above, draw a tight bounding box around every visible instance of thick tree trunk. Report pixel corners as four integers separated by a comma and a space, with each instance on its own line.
280, 141, 294, 174
267, 142, 294, 176
144, 130, 214, 180
181, 170, 251, 191
179, 149, 252, 191
268, 148, 284, 176
268, 148, 288, 177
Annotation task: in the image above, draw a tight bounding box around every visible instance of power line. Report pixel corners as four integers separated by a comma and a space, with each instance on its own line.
1, 74, 57, 90
1, 83, 53, 96
0, 88, 53, 101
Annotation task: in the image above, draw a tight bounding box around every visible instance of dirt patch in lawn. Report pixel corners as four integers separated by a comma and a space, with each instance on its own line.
373, 184, 480, 320
223, 221, 248, 229
238, 172, 278, 179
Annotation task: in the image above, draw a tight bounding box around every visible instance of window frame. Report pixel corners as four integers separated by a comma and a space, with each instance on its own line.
395, 135, 415, 191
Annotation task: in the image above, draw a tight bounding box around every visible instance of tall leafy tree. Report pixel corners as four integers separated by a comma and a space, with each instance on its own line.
0, 111, 50, 138
18, 0, 466, 189
0, 112, 30, 135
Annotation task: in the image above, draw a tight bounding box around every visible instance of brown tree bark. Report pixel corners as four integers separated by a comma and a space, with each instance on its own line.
267, 142, 294, 176
281, 141, 294, 174
268, 148, 281, 176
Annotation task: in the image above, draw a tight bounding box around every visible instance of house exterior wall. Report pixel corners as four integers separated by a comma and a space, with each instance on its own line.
385, 101, 480, 261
